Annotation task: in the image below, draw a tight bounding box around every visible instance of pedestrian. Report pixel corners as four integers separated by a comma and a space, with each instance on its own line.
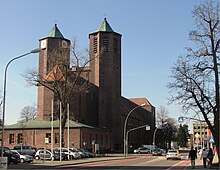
200, 148, 208, 168
207, 148, 214, 167
188, 146, 197, 169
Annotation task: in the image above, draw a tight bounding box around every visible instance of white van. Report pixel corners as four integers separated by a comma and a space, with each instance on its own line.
141, 145, 158, 152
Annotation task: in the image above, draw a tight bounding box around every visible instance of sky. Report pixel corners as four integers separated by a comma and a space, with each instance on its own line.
0, 0, 203, 128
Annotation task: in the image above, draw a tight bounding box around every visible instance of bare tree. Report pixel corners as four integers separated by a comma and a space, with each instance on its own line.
156, 106, 178, 149
167, 0, 220, 164
24, 39, 95, 146
19, 105, 37, 123
156, 106, 169, 126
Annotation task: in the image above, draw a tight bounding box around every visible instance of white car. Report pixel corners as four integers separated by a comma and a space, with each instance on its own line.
11, 150, 34, 163
166, 149, 181, 160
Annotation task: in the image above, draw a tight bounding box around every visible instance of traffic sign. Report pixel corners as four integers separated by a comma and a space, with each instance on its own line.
209, 135, 214, 143
195, 137, 200, 144
195, 133, 200, 138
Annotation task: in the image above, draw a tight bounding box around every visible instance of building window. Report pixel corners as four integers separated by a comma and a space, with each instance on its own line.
17, 133, 23, 144
106, 135, 108, 145
95, 134, 98, 143
9, 134, 15, 144
101, 134, 103, 145
93, 37, 97, 53
46, 133, 51, 143
114, 38, 118, 53
90, 133, 92, 144
103, 36, 109, 51
55, 133, 59, 144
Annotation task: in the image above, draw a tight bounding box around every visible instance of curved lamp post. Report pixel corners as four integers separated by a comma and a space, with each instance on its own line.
126, 124, 150, 156
1, 48, 43, 157
153, 121, 167, 152
123, 103, 145, 158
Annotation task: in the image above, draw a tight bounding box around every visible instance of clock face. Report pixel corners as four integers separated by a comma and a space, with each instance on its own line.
40, 39, 47, 49
61, 40, 68, 48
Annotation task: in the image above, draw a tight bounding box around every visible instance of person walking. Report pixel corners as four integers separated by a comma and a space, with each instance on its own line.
188, 147, 197, 169
207, 148, 214, 167
200, 149, 208, 168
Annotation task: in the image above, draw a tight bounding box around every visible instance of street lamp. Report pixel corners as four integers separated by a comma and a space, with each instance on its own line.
153, 121, 167, 152
1, 48, 43, 157
125, 124, 150, 157
123, 103, 146, 158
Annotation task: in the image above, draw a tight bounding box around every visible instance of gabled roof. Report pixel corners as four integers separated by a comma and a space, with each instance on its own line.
128, 98, 154, 107
5, 119, 94, 129
44, 64, 65, 81
96, 18, 114, 32
48, 24, 64, 38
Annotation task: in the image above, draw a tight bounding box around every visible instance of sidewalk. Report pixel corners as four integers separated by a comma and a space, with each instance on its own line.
185, 154, 219, 169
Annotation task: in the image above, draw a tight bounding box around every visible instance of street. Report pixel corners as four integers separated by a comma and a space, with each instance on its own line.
8, 153, 191, 169
59, 155, 190, 169
7, 152, 219, 170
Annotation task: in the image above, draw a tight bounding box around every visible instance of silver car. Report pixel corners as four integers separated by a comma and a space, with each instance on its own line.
11, 150, 33, 163
134, 147, 151, 154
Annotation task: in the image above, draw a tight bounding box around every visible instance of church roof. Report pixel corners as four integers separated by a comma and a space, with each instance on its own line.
44, 64, 65, 81
96, 18, 114, 32
5, 119, 94, 129
48, 24, 64, 38
128, 98, 154, 107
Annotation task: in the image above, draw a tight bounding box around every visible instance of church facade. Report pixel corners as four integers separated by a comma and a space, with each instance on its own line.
4, 19, 155, 152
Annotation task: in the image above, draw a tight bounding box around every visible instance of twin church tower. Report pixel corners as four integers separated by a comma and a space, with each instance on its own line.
37, 18, 122, 138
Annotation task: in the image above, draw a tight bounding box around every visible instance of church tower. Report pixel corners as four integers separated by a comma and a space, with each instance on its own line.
37, 24, 71, 120
89, 18, 122, 147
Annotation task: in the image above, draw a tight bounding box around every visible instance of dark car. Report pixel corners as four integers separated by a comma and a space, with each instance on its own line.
0, 148, 20, 165
83, 149, 95, 158
152, 149, 162, 156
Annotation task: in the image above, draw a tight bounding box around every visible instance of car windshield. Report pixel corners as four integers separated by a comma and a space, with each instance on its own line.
168, 150, 178, 153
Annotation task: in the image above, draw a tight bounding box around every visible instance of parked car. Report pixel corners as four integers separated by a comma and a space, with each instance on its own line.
152, 149, 162, 156
70, 148, 86, 158
0, 148, 20, 165
11, 150, 33, 163
13, 146, 36, 156
54, 148, 80, 159
166, 149, 181, 160
35, 149, 64, 161
134, 147, 151, 154
83, 149, 95, 158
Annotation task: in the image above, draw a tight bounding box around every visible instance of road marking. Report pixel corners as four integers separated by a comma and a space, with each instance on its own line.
166, 159, 190, 170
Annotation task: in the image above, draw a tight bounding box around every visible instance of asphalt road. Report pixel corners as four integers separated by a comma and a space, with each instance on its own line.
7, 153, 219, 169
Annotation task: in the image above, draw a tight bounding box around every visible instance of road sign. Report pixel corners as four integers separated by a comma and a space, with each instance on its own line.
195, 137, 200, 144
195, 133, 200, 138
178, 117, 184, 123
209, 135, 214, 143
146, 126, 150, 130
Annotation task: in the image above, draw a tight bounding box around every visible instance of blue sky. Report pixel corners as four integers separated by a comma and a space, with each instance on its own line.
0, 0, 202, 126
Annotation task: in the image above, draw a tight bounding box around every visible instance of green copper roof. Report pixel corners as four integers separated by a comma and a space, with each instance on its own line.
48, 24, 64, 38
5, 119, 94, 129
97, 18, 114, 32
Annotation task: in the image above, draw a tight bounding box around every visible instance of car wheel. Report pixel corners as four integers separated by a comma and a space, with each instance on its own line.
35, 156, 40, 160
20, 158, 25, 163
138, 151, 141, 154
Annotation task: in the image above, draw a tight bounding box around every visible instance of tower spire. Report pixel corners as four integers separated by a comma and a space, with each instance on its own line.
96, 18, 114, 32
48, 24, 64, 38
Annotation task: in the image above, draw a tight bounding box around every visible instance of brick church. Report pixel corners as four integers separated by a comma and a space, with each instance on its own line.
4, 18, 155, 152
